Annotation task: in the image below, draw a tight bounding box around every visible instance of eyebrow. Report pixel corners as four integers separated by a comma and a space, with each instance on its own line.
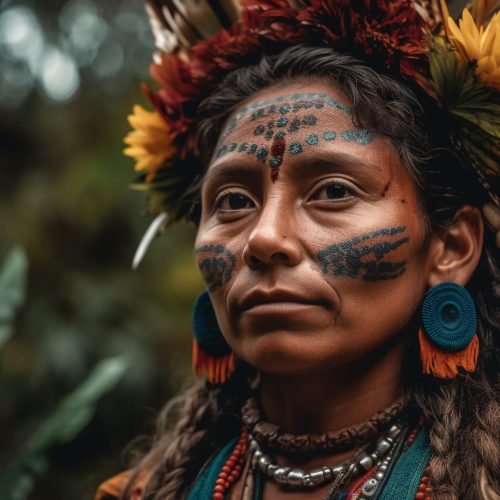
203, 160, 262, 184
290, 150, 383, 177
205, 149, 382, 183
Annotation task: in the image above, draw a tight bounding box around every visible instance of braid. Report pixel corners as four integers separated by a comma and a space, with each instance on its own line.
415, 378, 500, 499
121, 47, 499, 499
121, 364, 254, 499
412, 246, 500, 499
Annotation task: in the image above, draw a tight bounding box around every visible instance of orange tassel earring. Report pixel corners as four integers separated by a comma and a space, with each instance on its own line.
419, 282, 479, 379
192, 291, 235, 384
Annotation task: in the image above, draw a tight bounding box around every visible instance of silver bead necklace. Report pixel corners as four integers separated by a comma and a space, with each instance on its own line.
355, 420, 409, 499
248, 423, 404, 490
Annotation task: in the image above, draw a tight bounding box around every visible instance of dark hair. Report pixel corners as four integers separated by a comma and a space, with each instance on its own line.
123, 46, 499, 499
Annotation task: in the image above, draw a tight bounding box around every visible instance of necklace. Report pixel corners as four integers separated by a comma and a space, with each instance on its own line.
248, 423, 404, 490
209, 417, 430, 500
242, 396, 406, 454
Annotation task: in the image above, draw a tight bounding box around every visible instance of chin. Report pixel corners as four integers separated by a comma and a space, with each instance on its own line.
233, 329, 349, 376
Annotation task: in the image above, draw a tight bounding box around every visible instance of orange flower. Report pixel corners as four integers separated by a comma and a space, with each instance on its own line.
123, 105, 176, 182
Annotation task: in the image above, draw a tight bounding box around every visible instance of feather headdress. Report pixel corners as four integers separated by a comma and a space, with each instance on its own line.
124, 0, 499, 222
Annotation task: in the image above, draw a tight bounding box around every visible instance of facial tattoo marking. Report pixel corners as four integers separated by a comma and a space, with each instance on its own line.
316, 226, 410, 282
196, 244, 237, 292
215, 93, 376, 182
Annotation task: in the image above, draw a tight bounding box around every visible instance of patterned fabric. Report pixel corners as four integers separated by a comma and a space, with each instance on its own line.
380, 427, 431, 499
187, 437, 239, 500
186, 428, 432, 499
95, 428, 431, 499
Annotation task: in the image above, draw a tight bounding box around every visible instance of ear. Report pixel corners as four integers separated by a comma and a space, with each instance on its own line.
426, 206, 484, 287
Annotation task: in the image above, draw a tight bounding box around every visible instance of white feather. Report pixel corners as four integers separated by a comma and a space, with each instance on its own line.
173, 0, 224, 39
162, 6, 193, 49
146, 4, 178, 53
132, 212, 169, 270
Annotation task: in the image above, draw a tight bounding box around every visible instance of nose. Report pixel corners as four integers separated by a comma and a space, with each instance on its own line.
242, 198, 302, 270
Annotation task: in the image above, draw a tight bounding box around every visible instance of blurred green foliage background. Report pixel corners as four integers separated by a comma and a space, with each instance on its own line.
0, 1, 202, 498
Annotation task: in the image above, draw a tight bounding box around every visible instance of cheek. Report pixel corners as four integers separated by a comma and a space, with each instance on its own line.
194, 243, 237, 292
315, 222, 428, 335
316, 225, 412, 282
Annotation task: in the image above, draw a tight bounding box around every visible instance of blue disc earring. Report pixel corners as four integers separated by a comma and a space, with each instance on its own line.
192, 290, 235, 384
418, 281, 479, 378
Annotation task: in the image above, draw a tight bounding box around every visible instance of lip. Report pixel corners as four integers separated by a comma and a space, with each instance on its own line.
239, 288, 328, 314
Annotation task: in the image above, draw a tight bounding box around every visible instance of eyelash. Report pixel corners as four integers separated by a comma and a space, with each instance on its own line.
212, 180, 356, 213
310, 180, 356, 202
213, 189, 255, 211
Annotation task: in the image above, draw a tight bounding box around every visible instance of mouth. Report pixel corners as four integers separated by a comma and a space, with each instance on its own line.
239, 288, 329, 315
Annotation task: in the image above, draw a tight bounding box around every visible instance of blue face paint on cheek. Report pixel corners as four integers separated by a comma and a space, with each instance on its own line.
195, 244, 237, 292
316, 226, 410, 282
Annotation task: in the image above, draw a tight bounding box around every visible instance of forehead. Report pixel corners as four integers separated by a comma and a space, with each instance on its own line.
211, 81, 380, 176
221, 85, 355, 142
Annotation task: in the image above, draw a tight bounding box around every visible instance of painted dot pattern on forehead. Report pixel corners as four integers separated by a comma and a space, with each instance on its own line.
289, 142, 303, 155
306, 133, 319, 146
235, 92, 352, 121
215, 94, 375, 181
341, 129, 375, 145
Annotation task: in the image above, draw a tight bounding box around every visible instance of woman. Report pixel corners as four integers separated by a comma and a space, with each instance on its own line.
97, 1, 499, 499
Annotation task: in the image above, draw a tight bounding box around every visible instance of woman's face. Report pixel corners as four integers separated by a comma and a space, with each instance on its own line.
195, 80, 432, 375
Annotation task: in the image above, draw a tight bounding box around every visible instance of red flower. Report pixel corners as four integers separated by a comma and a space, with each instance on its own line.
300, 0, 429, 76
144, 0, 434, 157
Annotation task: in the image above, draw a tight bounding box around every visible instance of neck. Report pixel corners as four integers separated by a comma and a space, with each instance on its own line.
259, 340, 406, 435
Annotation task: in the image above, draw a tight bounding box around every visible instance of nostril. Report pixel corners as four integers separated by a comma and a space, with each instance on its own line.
271, 252, 288, 260
243, 255, 262, 270
248, 255, 261, 268
246, 251, 289, 270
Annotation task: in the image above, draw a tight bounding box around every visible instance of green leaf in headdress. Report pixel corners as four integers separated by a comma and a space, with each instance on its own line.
429, 37, 500, 205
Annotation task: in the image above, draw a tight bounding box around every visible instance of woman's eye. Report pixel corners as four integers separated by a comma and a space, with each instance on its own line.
312, 182, 354, 201
215, 192, 254, 211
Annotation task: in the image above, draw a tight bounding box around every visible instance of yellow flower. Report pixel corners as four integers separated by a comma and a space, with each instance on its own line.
124, 105, 176, 182
441, 1, 500, 89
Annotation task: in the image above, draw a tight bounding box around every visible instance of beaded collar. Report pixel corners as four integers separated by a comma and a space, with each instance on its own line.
241, 396, 406, 454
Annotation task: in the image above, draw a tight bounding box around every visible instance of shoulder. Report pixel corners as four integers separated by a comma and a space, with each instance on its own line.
95, 470, 146, 500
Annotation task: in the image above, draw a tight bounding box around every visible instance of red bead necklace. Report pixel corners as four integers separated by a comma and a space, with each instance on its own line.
415, 465, 432, 500
211, 419, 432, 499
212, 427, 248, 500
407, 417, 432, 500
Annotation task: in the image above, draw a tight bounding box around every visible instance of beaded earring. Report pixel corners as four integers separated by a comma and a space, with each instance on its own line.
418, 281, 479, 379
192, 290, 235, 384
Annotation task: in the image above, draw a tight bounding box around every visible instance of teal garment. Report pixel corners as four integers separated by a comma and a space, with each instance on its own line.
187, 428, 431, 500
380, 426, 431, 499
187, 437, 238, 500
